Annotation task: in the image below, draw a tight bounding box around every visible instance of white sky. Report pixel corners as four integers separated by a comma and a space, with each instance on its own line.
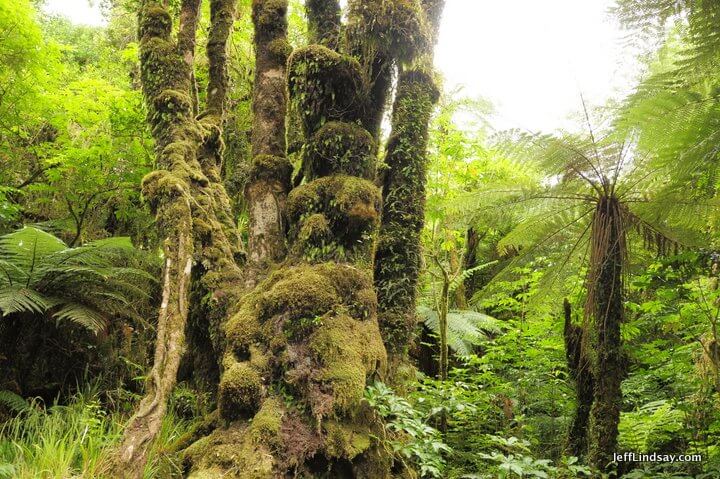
44, 0, 642, 133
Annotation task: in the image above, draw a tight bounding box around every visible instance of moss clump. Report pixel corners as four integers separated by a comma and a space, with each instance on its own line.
252, 0, 288, 38
139, 5, 172, 39
248, 154, 293, 185
249, 397, 284, 448
267, 38, 292, 62
288, 45, 366, 136
218, 361, 263, 420
303, 121, 376, 180
345, 0, 430, 63
257, 268, 340, 321
308, 313, 386, 414
184, 424, 275, 478
286, 175, 381, 261
324, 420, 372, 460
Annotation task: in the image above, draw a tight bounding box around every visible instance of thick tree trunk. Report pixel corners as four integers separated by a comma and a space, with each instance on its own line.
563, 298, 594, 458
244, 0, 293, 274
185, 40, 390, 476
110, 1, 241, 476
587, 196, 626, 473
374, 0, 444, 369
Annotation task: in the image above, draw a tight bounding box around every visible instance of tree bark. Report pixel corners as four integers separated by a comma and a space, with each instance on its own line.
244, 0, 293, 275
587, 196, 626, 473
563, 298, 594, 458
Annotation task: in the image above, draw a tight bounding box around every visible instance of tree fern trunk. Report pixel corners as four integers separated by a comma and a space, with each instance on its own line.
588, 195, 626, 473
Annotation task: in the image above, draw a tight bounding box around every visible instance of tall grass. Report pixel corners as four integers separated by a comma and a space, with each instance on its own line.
0, 389, 196, 478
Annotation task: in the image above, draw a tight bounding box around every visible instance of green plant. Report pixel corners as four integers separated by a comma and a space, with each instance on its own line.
0, 226, 155, 332
365, 381, 451, 478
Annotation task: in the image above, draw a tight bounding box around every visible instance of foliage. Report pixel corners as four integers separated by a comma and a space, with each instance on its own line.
365, 382, 451, 478
0, 388, 196, 478
0, 227, 156, 332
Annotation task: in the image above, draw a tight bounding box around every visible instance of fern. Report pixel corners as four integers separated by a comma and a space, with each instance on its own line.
0, 227, 158, 333
418, 306, 502, 356
0, 390, 28, 413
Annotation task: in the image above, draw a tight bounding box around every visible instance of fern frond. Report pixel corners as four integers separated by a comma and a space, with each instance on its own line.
52, 303, 106, 333
418, 306, 501, 356
0, 390, 29, 412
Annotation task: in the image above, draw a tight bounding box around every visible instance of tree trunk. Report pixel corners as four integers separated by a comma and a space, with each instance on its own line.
563, 298, 594, 458
244, 0, 293, 275
587, 196, 626, 473
374, 0, 445, 370
110, 1, 241, 476
306, 0, 341, 49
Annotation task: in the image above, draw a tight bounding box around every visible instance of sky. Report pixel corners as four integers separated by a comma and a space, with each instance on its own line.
43, 0, 642, 133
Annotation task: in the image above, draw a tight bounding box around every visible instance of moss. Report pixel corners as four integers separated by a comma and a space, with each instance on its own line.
308, 313, 386, 414
345, 0, 430, 63
324, 420, 371, 459
249, 397, 284, 448
218, 361, 263, 420
306, 0, 341, 49
303, 121, 376, 180
257, 267, 340, 321
252, 0, 288, 37
184, 424, 275, 478
288, 45, 366, 136
267, 38, 292, 63
248, 154, 293, 185
139, 4, 172, 40
286, 176, 381, 261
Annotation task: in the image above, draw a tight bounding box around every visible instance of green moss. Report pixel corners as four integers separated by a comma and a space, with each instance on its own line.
258, 267, 340, 321
345, 0, 430, 63
267, 38, 292, 62
309, 313, 386, 414
252, 0, 288, 37
324, 420, 371, 459
249, 397, 284, 448
184, 424, 275, 478
286, 176, 381, 258
303, 121, 376, 180
288, 45, 366, 136
139, 4, 172, 39
248, 154, 293, 185
218, 361, 263, 420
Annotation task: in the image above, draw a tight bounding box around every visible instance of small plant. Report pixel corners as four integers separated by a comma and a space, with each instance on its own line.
365, 381, 451, 478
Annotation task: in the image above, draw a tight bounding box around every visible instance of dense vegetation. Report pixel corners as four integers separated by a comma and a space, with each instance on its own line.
1, 0, 720, 477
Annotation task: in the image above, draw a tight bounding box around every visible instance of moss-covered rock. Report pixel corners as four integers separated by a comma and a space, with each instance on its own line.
303, 121, 376, 180
288, 45, 366, 136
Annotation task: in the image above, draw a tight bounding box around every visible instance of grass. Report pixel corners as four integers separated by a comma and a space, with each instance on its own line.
0, 388, 198, 479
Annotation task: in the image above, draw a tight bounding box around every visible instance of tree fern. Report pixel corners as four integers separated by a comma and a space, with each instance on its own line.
418, 305, 501, 356
0, 227, 157, 333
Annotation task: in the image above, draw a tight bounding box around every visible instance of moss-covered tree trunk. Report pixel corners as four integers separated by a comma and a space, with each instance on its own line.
563, 298, 594, 458
587, 196, 626, 472
111, 1, 241, 476
244, 0, 293, 275
374, 0, 444, 369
